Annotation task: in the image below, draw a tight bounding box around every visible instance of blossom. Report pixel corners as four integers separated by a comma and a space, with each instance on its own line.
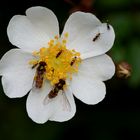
0, 6, 115, 123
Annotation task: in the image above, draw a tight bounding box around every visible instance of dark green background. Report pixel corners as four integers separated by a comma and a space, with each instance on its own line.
0, 0, 140, 140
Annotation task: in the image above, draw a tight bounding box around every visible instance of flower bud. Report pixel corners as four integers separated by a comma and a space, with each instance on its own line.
116, 61, 132, 79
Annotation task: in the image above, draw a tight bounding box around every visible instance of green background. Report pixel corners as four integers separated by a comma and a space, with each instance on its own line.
0, 0, 140, 140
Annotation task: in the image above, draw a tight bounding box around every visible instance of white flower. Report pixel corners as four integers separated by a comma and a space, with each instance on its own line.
0, 6, 115, 124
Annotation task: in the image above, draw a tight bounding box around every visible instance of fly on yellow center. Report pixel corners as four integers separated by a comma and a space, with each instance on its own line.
29, 33, 81, 90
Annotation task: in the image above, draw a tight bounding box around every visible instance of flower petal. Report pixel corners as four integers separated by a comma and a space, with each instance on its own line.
7, 6, 59, 52
26, 82, 53, 124
26, 6, 59, 39
49, 87, 76, 122
81, 24, 115, 59
71, 74, 106, 105
62, 12, 115, 59
62, 12, 101, 44
78, 54, 115, 81
7, 15, 49, 52
0, 49, 34, 98
26, 82, 76, 123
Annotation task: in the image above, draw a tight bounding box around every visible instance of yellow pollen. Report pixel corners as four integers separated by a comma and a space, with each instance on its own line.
64, 32, 69, 38
62, 39, 67, 44
29, 33, 81, 85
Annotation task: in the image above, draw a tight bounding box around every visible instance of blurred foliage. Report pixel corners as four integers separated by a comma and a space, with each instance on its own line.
0, 0, 140, 140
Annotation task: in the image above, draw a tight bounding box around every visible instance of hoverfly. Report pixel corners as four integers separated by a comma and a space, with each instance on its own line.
32, 61, 47, 89
43, 79, 71, 111
48, 79, 66, 99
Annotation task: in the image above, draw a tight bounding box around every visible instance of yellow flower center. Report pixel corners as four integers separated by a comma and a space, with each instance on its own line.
29, 33, 81, 86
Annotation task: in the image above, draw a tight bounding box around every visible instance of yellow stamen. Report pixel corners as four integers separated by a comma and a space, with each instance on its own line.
29, 33, 81, 85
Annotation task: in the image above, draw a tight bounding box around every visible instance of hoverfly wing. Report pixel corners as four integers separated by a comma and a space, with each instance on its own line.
61, 90, 71, 112
32, 73, 45, 92
43, 94, 54, 105
43, 90, 71, 112
31, 76, 37, 91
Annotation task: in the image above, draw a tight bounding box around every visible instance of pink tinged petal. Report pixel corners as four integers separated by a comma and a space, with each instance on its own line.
0, 49, 34, 98
78, 54, 115, 81
71, 74, 106, 105
26, 82, 76, 124
62, 12, 115, 59
26, 6, 59, 39
7, 6, 59, 52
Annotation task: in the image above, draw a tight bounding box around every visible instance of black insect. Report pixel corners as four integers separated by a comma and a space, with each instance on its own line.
56, 50, 63, 58
93, 33, 100, 42
107, 23, 110, 30
70, 57, 77, 66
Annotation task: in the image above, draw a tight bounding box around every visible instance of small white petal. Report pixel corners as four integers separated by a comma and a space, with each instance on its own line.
78, 54, 115, 81
7, 6, 59, 52
71, 74, 106, 105
26, 6, 59, 39
62, 12, 115, 59
27, 82, 76, 124
0, 49, 34, 98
